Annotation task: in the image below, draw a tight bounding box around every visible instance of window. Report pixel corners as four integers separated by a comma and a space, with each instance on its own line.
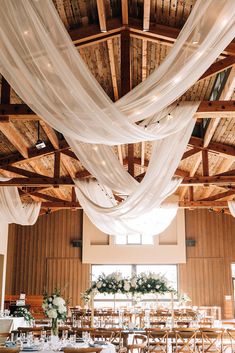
115, 234, 154, 245
91, 264, 177, 308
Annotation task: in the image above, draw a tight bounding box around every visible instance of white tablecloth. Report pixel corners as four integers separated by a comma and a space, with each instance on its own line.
0, 317, 26, 332
20, 344, 116, 353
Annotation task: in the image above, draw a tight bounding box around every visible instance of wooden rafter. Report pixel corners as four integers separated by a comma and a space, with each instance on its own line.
96, 0, 107, 33
143, 0, 151, 32
0, 78, 29, 158
0, 177, 73, 186
1, 101, 234, 119
181, 175, 235, 186
199, 189, 235, 201
199, 56, 235, 82
121, 0, 128, 25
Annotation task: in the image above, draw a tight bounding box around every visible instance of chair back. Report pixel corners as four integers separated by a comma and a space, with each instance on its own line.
64, 348, 102, 353
145, 328, 168, 353
199, 328, 224, 353
173, 328, 198, 353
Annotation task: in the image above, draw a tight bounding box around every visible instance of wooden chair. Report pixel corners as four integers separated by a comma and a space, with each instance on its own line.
145, 328, 169, 353
64, 348, 102, 353
91, 328, 126, 353
198, 328, 224, 353
17, 326, 42, 338
0, 333, 10, 347
172, 328, 198, 353
127, 334, 147, 353
0, 349, 20, 353
223, 328, 235, 353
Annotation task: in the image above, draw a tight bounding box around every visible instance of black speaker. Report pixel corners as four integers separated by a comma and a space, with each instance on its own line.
186, 239, 196, 247
71, 239, 82, 248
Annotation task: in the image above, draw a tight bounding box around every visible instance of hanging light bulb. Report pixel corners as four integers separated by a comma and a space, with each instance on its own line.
192, 32, 201, 45
167, 113, 173, 121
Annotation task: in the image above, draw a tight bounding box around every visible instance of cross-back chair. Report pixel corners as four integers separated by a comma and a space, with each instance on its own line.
145, 328, 169, 353
172, 328, 198, 353
198, 328, 224, 353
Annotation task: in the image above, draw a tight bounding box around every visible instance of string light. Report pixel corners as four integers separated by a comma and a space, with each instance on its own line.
167, 113, 173, 121
192, 32, 200, 45
23, 30, 29, 35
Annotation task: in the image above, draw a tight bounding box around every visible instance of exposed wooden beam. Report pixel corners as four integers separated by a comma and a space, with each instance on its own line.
179, 200, 228, 208
128, 144, 134, 177
39, 121, 59, 149
195, 100, 235, 118
121, 0, 128, 25
121, 29, 131, 96
96, 0, 107, 33
0, 123, 29, 159
199, 189, 235, 201
1, 101, 234, 120
143, 0, 151, 32
199, 56, 235, 82
189, 136, 235, 158
54, 151, 60, 179
41, 201, 81, 208
129, 19, 235, 56
142, 39, 148, 81
181, 147, 201, 160
0, 78, 29, 159
188, 186, 194, 201
107, 38, 119, 100
0, 177, 73, 186
0, 139, 69, 167
215, 169, 235, 177
202, 149, 209, 176
28, 192, 68, 203
181, 175, 235, 186
0, 165, 51, 179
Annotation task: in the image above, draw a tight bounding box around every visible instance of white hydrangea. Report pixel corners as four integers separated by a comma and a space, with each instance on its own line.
58, 305, 67, 314
47, 309, 57, 319
53, 296, 65, 306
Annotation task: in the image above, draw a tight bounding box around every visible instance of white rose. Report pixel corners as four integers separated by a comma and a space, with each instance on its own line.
53, 297, 65, 306
124, 281, 130, 292
131, 279, 137, 287
49, 297, 53, 302
147, 284, 151, 288
47, 309, 57, 319
96, 281, 102, 289
102, 283, 106, 287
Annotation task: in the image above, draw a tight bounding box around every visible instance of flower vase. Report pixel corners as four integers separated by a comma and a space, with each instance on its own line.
51, 318, 59, 337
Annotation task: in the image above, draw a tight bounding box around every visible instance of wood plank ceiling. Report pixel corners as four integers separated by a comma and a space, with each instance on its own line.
0, 0, 235, 216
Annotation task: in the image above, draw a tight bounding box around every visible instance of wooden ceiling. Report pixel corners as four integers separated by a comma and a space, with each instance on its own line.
0, 0, 235, 216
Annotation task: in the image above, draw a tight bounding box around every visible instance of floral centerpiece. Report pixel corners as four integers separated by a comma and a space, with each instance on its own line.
83, 271, 175, 302
13, 307, 34, 323
42, 289, 67, 336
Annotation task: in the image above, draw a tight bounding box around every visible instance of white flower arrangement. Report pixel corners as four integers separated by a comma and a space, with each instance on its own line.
42, 289, 67, 321
82, 271, 175, 302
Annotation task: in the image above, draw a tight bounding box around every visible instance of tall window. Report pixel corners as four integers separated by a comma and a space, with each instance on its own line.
91, 264, 177, 308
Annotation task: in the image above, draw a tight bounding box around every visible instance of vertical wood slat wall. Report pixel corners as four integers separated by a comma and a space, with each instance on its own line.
5, 209, 235, 316
179, 209, 235, 317
5, 210, 90, 306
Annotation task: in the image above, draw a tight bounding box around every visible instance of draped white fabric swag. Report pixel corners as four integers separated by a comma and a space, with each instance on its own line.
0, 186, 41, 225
0, 0, 234, 234
228, 201, 235, 218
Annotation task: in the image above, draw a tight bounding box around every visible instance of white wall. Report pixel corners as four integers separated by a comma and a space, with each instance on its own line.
0, 222, 9, 310
82, 210, 186, 264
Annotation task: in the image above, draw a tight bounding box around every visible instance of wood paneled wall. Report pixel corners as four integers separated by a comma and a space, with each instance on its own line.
5, 209, 235, 316
179, 209, 235, 317
5, 210, 90, 306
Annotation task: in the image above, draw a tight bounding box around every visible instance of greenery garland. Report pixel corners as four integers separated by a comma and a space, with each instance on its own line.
13, 307, 34, 322
83, 272, 175, 302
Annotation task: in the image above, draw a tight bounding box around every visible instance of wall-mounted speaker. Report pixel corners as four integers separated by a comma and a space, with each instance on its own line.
186, 239, 196, 247
71, 239, 82, 248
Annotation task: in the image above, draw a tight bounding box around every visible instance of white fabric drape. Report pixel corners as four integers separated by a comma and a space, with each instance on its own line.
75, 179, 178, 236
228, 201, 235, 217
0, 0, 234, 234
0, 186, 41, 225
67, 102, 198, 195
0, 0, 234, 144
